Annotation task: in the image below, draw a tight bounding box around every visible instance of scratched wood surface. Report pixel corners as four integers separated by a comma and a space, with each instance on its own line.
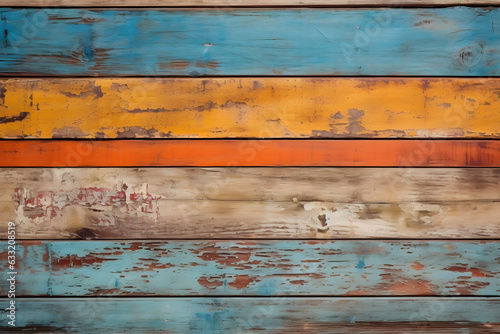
1, 8, 499, 76
2, 240, 498, 296
1, 140, 499, 167
4, 0, 500, 6
0, 298, 498, 333
1, 168, 499, 240
1, 2, 500, 334
1, 78, 500, 139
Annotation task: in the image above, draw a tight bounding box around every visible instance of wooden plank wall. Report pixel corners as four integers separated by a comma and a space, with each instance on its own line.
1, 8, 499, 76
0, 1, 499, 333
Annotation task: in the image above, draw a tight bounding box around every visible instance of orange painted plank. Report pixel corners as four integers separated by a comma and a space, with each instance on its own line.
0, 140, 498, 167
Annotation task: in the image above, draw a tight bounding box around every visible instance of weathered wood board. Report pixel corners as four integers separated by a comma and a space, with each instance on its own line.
1, 8, 499, 76
2, 240, 498, 296
1, 168, 499, 239
1, 78, 500, 139
0, 298, 498, 333
1, 140, 499, 167
1, 2, 499, 334
4, 0, 500, 6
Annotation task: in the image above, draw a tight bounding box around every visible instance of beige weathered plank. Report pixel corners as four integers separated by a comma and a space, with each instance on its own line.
1, 168, 498, 239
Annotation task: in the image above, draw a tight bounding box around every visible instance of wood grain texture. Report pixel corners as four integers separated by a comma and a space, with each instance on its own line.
1, 298, 498, 333
2, 240, 499, 296
1, 7, 499, 76
3, 0, 500, 6
1, 168, 499, 240
1, 140, 499, 167
1, 78, 500, 139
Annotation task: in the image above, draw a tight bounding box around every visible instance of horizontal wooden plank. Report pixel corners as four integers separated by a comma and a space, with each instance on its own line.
1, 8, 499, 76
1, 298, 498, 333
1, 168, 499, 239
2, 240, 498, 296
3, 0, 500, 6
1, 140, 499, 167
1, 78, 500, 139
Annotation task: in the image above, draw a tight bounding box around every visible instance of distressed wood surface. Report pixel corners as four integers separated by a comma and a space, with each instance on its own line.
1, 168, 499, 240
2, 240, 498, 296
0, 298, 498, 333
1, 8, 499, 76
1, 139, 499, 167
1, 78, 500, 139
3, 0, 500, 6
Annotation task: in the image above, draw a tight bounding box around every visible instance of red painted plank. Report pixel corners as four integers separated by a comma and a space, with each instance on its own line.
0, 140, 498, 167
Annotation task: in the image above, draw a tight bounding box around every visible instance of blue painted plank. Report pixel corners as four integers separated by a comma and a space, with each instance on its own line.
1, 240, 498, 296
0, 7, 498, 76
1, 297, 499, 332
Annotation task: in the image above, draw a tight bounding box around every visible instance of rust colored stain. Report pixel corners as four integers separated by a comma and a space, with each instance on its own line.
411, 262, 425, 271
386, 279, 436, 294
0, 251, 8, 261
125, 243, 143, 251
289, 280, 306, 285
52, 254, 113, 268
13, 186, 162, 228
149, 263, 173, 271
345, 289, 373, 296
198, 276, 224, 289
2, 140, 498, 167
197, 250, 252, 267
305, 241, 329, 245
450, 281, 491, 295
443, 266, 495, 278
23, 240, 43, 246
228, 275, 255, 289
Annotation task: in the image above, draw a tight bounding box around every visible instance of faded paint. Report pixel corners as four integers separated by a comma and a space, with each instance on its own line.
1, 168, 499, 239
1, 140, 500, 167
0, 241, 497, 296
1, 78, 499, 139
1, 298, 498, 332
0, 8, 499, 76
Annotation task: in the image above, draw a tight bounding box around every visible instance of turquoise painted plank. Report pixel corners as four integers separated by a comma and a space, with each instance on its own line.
0, 7, 499, 76
1, 240, 498, 296
1, 297, 498, 333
